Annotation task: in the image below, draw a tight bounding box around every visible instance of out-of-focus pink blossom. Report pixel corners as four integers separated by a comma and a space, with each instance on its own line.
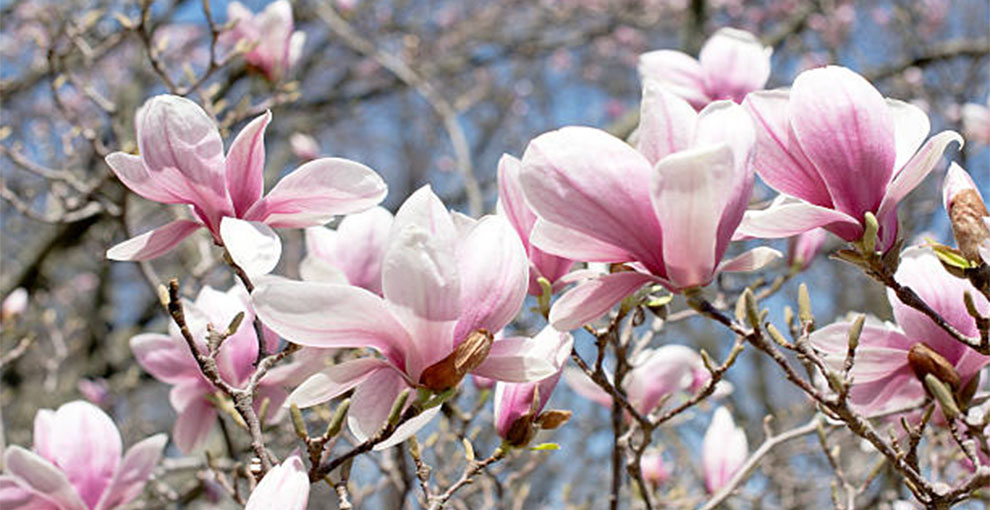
243, 454, 309, 510
77, 379, 111, 408
301, 207, 393, 294
737, 66, 962, 252
289, 133, 320, 161
105, 95, 386, 277
254, 186, 568, 448
494, 331, 573, 446
0, 400, 166, 510
702, 406, 748, 493
225, 1, 305, 81
2, 288, 28, 321
520, 86, 779, 330
787, 228, 828, 271
639, 28, 771, 109
961, 100, 990, 145
640, 451, 671, 487
564, 345, 725, 416
942, 163, 990, 263
809, 247, 989, 416
130, 285, 302, 453
497, 155, 575, 296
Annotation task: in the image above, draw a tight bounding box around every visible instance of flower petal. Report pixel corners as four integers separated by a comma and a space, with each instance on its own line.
887, 99, 930, 173
877, 130, 963, 225
220, 217, 282, 279
549, 271, 656, 331
106, 152, 184, 204
3, 447, 87, 510
562, 367, 613, 407
94, 434, 167, 510
130, 333, 200, 384
106, 220, 201, 261
48, 401, 121, 508
244, 454, 310, 510
245, 157, 387, 228
170, 387, 217, 453
638, 50, 709, 108
286, 358, 394, 408
347, 369, 410, 442
530, 219, 635, 263
0, 475, 60, 510
225, 111, 270, 216
735, 195, 862, 241
473, 327, 573, 383
637, 83, 698, 165
698, 28, 771, 103
716, 246, 781, 273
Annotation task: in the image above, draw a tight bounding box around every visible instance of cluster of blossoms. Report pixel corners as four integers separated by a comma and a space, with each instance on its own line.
4, 18, 987, 509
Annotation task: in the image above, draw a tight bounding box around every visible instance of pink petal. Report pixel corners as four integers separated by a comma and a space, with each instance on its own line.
638, 50, 709, 108
245, 157, 387, 228
549, 271, 656, 331
0, 475, 60, 510
789, 66, 896, 218
698, 28, 771, 103
244, 454, 310, 510
170, 386, 217, 453
474, 327, 572, 383
373, 406, 443, 451
497, 154, 537, 250
94, 434, 167, 510
220, 217, 282, 279
876, 130, 963, 227
225, 111, 270, 216
702, 407, 748, 494
347, 369, 410, 442
637, 83, 698, 165
494, 361, 565, 439
286, 358, 394, 408
735, 196, 862, 241
716, 246, 781, 273
252, 280, 412, 367
743, 90, 832, 207
130, 333, 200, 384
105, 152, 184, 204
626, 345, 703, 414
454, 215, 528, 343
942, 162, 981, 214
48, 401, 121, 508
809, 319, 913, 383
651, 143, 737, 288
530, 219, 635, 263
31, 410, 54, 465
3, 447, 87, 510
562, 367, 613, 408
887, 99, 931, 172
520, 126, 665, 272
106, 219, 202, 261
310, 207, 392, 294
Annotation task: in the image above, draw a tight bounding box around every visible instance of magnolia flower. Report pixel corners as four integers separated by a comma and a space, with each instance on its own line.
563, 345, 719, 416
961, 100, 990, 145
130, 285, 300, 453
253, 186, 566, 448
494, 330, 573, 446
520, 84, 779, 330
299, 207, 394, 294
809, 247, 989, 415
289, 132, 320, 161
787, 228, 828, 271
105, 95, 386, 278
243, 454, 309, 510
2, 287, 27, 321
497, 154, 574, 295
736, 66, 962, 251
639, 27, 771, 109
702, 406, 748, 493
0, 401, 166, 510
640, 451, 671, 487
226, 1, 305, 81
77, 379, 110, 408
942, 163, 989, 264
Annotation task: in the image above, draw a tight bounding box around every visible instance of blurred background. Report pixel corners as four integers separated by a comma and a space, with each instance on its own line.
1, 0, 988, 508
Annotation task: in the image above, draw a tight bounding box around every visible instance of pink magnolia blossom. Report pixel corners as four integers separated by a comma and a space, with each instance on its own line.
563, 345, 722, 416
289, 132, 320, 161
736, 66, 963, 251
130, 285, 302, 453
809, 247, 989, 416
300, 207, 393, 294
493, 329, 573, 445
520, 85, 779, 330
225, 1, 305, 81
497, 154, 575, 295
787, 228, 828, 271
105, 95, 386, 277
253, 186, 566, 448
942, 163, 990, 264
638, 27, 771, 109
961, 100, 990, 145
0, 400, 166, 510
243, 454, 309, 510
2, 287, 28, 321
640, 451, 671, 487
77, 379, 110, 408
702, 406, 748, 493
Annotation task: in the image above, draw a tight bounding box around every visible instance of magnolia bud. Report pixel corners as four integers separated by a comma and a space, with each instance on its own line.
504, 413, 536, 447
535, 409, 572, 430
420, 329, 494, 392
943, 163, 990, 263
907, 343, 960, 391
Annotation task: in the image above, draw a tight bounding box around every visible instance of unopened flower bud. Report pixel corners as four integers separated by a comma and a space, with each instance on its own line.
943, 163, 990, 263
535, 409, 572, 430
419, 329, 493, 392
908, 342, 961, 391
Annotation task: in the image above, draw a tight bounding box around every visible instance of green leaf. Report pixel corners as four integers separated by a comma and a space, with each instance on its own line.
529, 442, 561, 452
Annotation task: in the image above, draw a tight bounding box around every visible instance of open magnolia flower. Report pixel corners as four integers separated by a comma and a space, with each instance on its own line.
736, 66, 962, 252
253, 186, 566, 447
497, 154, 575, 296
105, 95, 386, 277
243, 453, 309, 510
563, 345, 724, 416
299, 206, 394, 295
130, 285, 305, 453
520, 84, 779, 330
809, 247, 990, 416
0, 401, 166, 510
225, 1, 305, 81
638, 27, 771, 109
702, 406, 748, 494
